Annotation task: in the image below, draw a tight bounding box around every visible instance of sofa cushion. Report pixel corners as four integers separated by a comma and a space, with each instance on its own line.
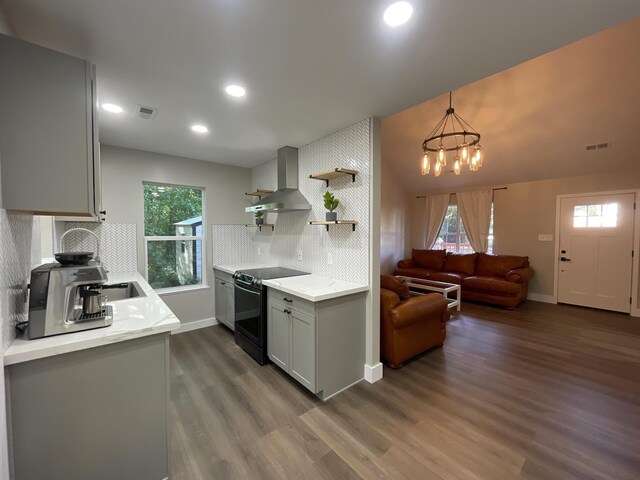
475, 253, 529, 278
380, 275, 411, 300
428, 272, 467, 285
462, 276, 522, 296
412, 249, 446, 270
443, 253, 477, 275
393, 268, 436, 281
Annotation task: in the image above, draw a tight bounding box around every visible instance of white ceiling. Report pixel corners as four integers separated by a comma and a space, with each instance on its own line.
382, 17, 640, 194
2, 0, 640, 168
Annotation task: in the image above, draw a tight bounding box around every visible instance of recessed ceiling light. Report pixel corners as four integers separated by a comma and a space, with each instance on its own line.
225, 84, 246, 98
384, 2, 413, 27
191, 124, 209, 134
102, 103, 123, 113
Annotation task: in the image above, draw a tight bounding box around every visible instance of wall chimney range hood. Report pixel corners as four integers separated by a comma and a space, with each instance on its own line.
245, 146, 311, 213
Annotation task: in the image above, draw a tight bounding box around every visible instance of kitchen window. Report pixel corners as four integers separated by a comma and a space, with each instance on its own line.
143, 183, 205, 291
433, 204, 494, 254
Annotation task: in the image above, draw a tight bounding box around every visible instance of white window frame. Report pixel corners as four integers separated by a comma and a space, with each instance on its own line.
142, 181, 207, 294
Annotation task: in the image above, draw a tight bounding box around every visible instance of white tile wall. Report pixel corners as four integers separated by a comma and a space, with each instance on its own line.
247, 118, 372, 285
0, 211, 34, 351
63, 223, 137, 273
210, 224, 253, 265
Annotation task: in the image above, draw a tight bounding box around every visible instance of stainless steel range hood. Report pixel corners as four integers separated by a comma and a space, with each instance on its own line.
245, 146, 311, 213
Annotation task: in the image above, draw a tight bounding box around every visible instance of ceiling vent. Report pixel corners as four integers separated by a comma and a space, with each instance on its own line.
586, 142, 610, 151
136, 104, 158, 120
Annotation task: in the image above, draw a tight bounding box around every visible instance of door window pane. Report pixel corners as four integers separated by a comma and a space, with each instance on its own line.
574, 203, 617, 228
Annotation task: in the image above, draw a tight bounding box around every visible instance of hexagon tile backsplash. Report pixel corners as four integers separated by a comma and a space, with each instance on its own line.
0, 211, 35, 352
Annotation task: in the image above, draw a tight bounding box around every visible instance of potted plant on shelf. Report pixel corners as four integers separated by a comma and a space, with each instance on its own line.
323, 191, 339, 222
255, 211, 264, 225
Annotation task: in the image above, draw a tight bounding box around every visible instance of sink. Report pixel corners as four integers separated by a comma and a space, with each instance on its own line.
102, 282, 147, 302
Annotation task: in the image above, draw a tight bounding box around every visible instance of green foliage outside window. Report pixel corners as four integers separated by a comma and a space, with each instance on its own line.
144, 184, 203, 289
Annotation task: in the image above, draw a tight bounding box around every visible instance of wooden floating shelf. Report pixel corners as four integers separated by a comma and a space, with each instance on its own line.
310, 220, 357, 232
309, 168, 358, 187
245, 189, 273, 198
246, 224, 275, 232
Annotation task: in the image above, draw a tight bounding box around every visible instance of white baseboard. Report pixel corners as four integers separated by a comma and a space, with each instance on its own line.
172, 317, 218, 334
364, 362, 383, 383
527, 293, 556, 304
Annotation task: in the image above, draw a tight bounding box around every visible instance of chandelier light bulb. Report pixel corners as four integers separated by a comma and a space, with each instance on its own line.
421, 153, 430, 175
453, 158, 461, 176
476, 145, 483, 167
470, 155, 478, 171
461, 145, 469, 162
438, 146, 445, 164
434, 160, 442, 177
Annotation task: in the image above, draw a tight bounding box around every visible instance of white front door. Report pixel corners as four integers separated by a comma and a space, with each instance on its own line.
557, 193, 635, 312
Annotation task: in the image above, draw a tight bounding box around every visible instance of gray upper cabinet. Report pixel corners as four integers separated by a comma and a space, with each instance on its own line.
0, 33, 101, 217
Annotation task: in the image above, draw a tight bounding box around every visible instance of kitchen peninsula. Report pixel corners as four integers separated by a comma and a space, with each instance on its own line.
4, 272, 179, 480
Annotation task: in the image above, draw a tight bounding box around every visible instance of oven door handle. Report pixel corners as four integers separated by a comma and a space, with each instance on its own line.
234, 283, 260, 296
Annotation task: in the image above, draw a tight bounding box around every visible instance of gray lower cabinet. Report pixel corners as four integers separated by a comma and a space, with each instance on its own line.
214, 269, 235, 330
6, 334, 170, 480
267, 288, 366, 400
0, 33, 102, 217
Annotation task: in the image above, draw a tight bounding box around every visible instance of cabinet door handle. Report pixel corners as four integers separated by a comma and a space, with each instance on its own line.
283, 297, 293, 303
284, 309, 291, 314
221, 281, 226, 285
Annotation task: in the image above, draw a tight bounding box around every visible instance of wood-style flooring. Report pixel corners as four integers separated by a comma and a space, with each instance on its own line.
170, 301, 640, 479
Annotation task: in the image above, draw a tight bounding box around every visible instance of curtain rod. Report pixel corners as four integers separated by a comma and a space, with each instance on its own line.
416, 187, 507, 199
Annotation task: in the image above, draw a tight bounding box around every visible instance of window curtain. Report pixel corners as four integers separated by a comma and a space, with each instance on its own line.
424, 193, 450, 248
456, 189, 492, 253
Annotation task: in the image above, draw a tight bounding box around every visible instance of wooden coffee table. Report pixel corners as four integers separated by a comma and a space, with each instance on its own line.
395, 276, 461, 311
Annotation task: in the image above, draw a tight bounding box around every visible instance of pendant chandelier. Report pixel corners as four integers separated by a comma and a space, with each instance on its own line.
421, 91, 483, 177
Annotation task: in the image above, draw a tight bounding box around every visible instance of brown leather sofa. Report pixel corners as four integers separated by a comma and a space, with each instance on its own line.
380, 275, 449, 368
394, 249, 534, 309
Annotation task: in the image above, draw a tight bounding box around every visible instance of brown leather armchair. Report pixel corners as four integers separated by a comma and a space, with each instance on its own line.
380, 275, 449, 368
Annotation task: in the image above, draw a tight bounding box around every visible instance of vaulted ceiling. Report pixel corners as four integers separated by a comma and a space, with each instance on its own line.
2, 0, 639, 167
382, 17, 640, 193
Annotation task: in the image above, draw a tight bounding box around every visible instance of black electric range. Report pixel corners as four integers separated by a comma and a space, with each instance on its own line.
232, 267, 309, 364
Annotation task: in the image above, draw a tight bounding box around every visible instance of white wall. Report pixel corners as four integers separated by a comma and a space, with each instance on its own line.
100, 145, 253, 325
380, 161, 412, 275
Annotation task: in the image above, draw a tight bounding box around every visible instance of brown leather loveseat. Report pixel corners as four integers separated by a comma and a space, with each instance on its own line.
380, 275, 449, 368
394, 249, 534, 309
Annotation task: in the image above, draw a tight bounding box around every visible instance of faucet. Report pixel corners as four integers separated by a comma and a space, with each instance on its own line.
59, 227, 103, 265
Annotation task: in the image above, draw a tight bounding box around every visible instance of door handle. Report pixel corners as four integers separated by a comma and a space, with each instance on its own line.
283, 298, 293, 303
560, 257, 571, 262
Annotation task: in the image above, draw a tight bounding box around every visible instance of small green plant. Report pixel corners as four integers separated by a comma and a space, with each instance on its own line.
323, 191, 339, 212
254, 211, 264, 218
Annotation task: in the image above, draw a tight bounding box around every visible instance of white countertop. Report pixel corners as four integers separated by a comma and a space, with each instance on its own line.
263, 274, 369, 302
4, 272, 180, 366
214, 262, 273, 275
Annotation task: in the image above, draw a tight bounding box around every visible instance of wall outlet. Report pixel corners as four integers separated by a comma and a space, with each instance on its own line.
538, 234, 553, 242
297, 250, 303, 261
257, 247, 261, 256
327, 253, 334, 265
